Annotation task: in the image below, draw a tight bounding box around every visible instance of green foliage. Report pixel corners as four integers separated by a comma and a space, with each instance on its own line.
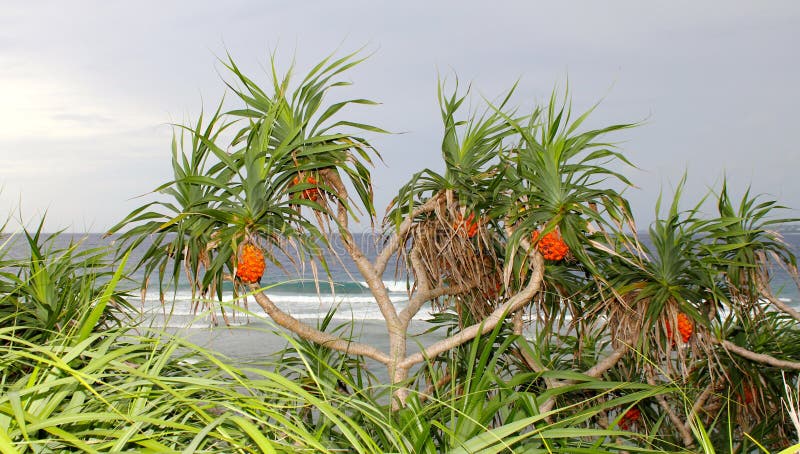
703, 179, 798, 304
0, 226, 797, 452
499, 88, 637, 274
107, 50, 384, 305
387, 79, 518, 225
0, 223, 133, 349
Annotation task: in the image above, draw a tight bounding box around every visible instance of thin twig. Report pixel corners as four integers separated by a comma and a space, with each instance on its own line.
756, 274, 800, 323
646, 368, 695, 448
418, 372, 453, 404
681, 383, 716, 441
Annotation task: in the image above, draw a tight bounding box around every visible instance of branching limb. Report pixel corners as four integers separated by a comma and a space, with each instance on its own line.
320, 168, 400, 326
398, 252, 545, 370
375, 195, 442, 276
250, 285, 390, 364
716, 339, 800, 370
646, 368, 695, 448
756, 274, 800, 323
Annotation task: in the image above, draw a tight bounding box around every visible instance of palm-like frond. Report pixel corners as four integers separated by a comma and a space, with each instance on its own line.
501, 88, 637, 275
386, 79, 517, 226
702, 179, 798, 306
600, 179, 718, 377
1, 224, 132, 348
108, 52, 384, 313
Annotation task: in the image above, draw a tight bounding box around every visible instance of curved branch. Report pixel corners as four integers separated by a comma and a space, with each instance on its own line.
320, 168, 399, 325
249, 285, 390, 364
756, 275, 800, 323
399, 283, 472, 326
375, 195, 442, 276
717, 339, 800, 370
418, 372, 453, 404
585, 345, 628, 378
538, 345, 628, 414
511, 311, 557, 378
646, 368, 695, 448
408, 241, 431, 293
398, 242, 472, 325
689, 383, 714, 426
398, 252, 545, 370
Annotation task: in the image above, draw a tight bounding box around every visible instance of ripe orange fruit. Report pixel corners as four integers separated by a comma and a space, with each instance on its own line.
292, 175, 321, 202
532, 230, 569, 261
677, 313, 693, 342
743, 384, 756, 405
482, 280, 503, 299
236, 244, 265, 284
453, 212, 479, 238
665, 312, 693, 343
619, 407, 641, 430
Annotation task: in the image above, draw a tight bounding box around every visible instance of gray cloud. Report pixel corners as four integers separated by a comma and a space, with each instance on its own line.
0, 0, 798, 231
50, 113, 114, 126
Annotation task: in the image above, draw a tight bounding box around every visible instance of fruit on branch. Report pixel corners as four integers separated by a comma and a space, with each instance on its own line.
481, 280, 503, 300
453, 212, 479, 238
236, 243, 265, 284
743, 384, 756, 405
665, 312, 693, 343
677, 313, 693, 342
292, 174, 321, 202
619, 407, 641, 430
532, 230, 569, 261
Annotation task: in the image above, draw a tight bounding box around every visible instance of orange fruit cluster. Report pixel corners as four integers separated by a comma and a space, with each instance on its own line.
743, 385, 756, 405
236, 244, 265, 284
292, 175, 321, 202
532, 230, 569, 261
677, 313, 693, 342
482, 280, 503, 300
453, 212, 479, 238
619, 407, 641, 430
665, 312, 693, 343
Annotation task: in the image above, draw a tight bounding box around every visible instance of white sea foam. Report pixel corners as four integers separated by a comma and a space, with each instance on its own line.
359, 280, 412, 293
133, 289, 798, 330
138, 290, 407, 308
133, 286, 432, 328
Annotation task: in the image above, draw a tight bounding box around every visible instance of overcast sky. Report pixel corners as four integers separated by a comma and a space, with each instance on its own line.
1, 1, 798, 232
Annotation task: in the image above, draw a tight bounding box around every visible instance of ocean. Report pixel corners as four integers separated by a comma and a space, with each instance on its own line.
3, 231, 799, 361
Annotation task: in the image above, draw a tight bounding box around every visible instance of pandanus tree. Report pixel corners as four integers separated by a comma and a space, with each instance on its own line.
690, 184, 800, 448
110, 52, 382, 333
564, 179, 800, 449
110, 50, 800, 448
